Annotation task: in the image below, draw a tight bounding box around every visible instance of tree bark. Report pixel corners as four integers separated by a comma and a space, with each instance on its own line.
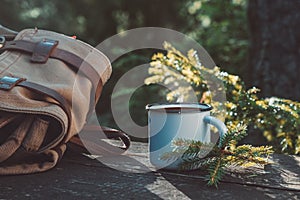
247, 0, 300, 101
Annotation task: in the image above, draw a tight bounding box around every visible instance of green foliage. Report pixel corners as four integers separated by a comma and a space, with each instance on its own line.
0, 0, 249, 130
161, 124, 273, 187
145, 42, 300, 155
179, 0, 249, 75
0, 0, 248, 70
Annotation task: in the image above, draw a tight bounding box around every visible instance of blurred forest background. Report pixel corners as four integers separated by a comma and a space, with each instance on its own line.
0, 0, 299, 136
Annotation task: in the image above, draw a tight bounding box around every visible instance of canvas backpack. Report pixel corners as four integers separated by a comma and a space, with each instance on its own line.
0, 25, 130, 175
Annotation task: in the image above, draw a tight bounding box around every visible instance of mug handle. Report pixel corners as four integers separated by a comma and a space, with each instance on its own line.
203, 115, 227, 148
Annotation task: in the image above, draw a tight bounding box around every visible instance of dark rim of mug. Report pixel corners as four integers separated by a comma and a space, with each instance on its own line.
146, 103, 213, 113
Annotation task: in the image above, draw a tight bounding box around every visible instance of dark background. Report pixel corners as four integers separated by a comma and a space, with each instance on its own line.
0, 0, 299, 130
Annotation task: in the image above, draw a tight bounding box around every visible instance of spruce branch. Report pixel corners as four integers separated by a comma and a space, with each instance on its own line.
219, 123, 248, 148
207, 157, 225, 187
180, 156, 217, 171
161, 125, 273, 187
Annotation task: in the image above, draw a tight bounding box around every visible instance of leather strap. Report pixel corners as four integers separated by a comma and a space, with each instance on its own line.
70, 125, 131, 152
1, 40, 103, 103
18, 81, 72, 133
84, 125, 131, 150
52, 46, 103, 104
31, 39, 59, 63
0, 76, 71, 125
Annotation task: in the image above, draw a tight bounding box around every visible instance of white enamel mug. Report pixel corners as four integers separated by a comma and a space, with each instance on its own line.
146, 103, 227, 170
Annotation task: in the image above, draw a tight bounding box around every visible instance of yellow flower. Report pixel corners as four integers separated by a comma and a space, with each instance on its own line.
232, 90, 239, 96
150, 60, 162, 67
228, 74, 239, 85
263, 131, 273, 141
225, 102, 237, 109
144, 75, 164, 85
182, 69, 194, 77
192, 76, 201, 85
152, 52, 164, 60
256, 100, 268, 109
256, 113, 264, 118
234, 84, 242, 91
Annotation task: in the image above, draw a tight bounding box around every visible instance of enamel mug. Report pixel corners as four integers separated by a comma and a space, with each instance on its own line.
146, 103, 227, 170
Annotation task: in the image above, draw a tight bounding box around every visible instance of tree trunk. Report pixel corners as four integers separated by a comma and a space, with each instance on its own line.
247, 0, 300, 101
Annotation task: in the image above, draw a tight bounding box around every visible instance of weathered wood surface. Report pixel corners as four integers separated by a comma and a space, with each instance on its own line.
0, 141, 299, 200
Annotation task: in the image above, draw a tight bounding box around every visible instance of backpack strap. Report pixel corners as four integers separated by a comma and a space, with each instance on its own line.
0, 76, 72, 135
70, 125, 131, 154
0, 39, 103, 103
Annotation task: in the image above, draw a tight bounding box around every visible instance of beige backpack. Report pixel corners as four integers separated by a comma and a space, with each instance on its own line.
0, 25, 130, 174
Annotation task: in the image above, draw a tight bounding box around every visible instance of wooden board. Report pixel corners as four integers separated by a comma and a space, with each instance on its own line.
0, 141, 299, 199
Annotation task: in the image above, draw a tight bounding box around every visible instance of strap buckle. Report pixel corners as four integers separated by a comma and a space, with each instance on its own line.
0, 36, 5, 49
0, 76, 26, 91
31, 39, 58, 63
